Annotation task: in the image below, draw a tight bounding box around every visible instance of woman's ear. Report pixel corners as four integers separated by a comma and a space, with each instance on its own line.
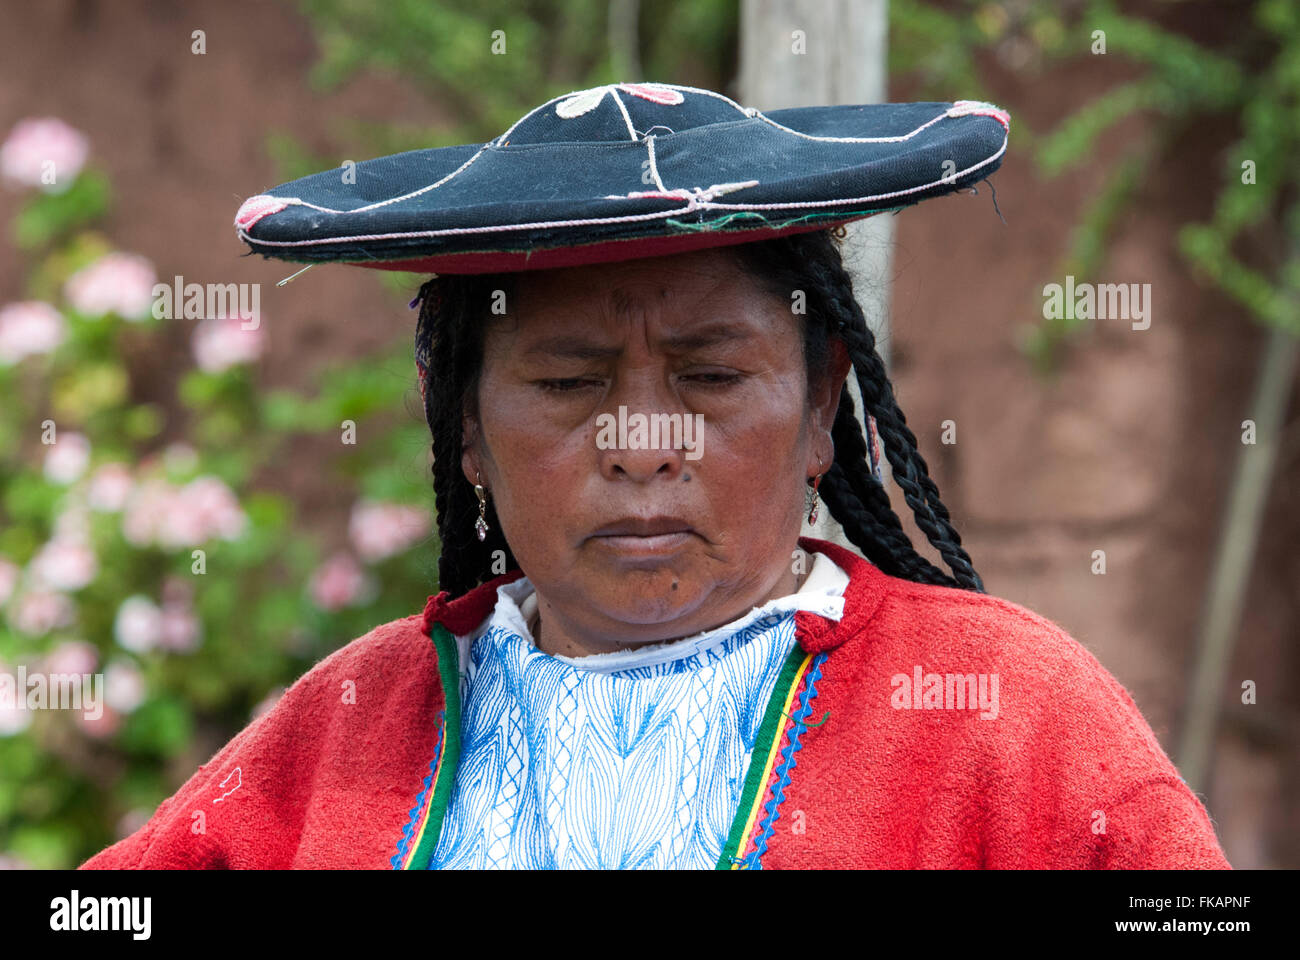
813, 337, 852, 436
461, 414, 481, 486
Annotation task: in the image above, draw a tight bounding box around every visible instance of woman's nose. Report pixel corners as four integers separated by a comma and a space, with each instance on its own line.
600, 428, 686, 482
594, 373, 692, 482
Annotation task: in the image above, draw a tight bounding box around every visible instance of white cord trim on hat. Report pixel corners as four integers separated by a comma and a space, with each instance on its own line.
608, 88, 639, 141
246, 96, 1003, 223
613, 180, 761, 209
493, 82, 702, 145
271, 144, 490, 217
256, 84, 678, 220
268, 85, 613, 220
645, 136, 668, 192
751, 107, 951, 144
234, 134, 1005, 249
704, 137, 1007, 209
659, 82, 753, 118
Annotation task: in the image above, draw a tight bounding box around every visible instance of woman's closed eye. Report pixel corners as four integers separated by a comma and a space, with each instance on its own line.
536, 371, 744, 393
537, 377, 600, 393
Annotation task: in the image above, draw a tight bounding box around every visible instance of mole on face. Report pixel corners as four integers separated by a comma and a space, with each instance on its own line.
682, 473, 691, 482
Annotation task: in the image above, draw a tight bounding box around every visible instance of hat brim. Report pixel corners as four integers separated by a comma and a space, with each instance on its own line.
235, 95, 1009, 276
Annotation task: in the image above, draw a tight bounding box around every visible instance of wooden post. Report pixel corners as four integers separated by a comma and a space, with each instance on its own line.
739, 0, 893, 548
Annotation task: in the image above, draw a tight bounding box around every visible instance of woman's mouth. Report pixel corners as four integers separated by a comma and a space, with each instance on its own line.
588, 517, 695, 556
591, 531, 694, 555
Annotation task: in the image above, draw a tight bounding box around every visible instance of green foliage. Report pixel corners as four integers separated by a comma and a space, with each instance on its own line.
13, 172, 111, 250
890, 0, 990, 97
895, 1, 1299, 365
1, 145, 440, 869
297, 0, 562, 141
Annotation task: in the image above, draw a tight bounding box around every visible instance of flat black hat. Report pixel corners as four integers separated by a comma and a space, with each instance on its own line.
234, 82, 1010, 275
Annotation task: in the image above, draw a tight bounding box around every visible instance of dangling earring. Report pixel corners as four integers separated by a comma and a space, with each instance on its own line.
473, 472, 489, 541
806, 456, 824, 525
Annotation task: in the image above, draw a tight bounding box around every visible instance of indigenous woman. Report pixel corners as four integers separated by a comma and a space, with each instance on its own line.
81, 83, 1229, 869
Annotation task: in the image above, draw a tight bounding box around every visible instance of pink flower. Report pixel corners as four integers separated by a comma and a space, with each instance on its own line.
8, 590, 76, 635
0, 659, 31, 736
122, 476, 245, 550
29, 537, 98, 592
53, 501, 92, 540
64, 252, 157, 320
159, 606, 201, 653
113, 595, 163, 653
158, 578, 200, 648
0, 301, 65, 365
122, 479, 175, 547
162, 443, 198, 476
160, 575, 192, 608
43, 432, 90, 485
177, 475, 246, 542
0, 117, 88, 192
157, 581, 202, 653
43, 639, 99, 677
309, 551, 370, 611
348, 500, 431, 563
76, 704, 121, 738
87, 462, 133, 512
103, 660, 145, 714
192, 314, 263, 373
0, 558, 19, 606
0, 701, 32, 736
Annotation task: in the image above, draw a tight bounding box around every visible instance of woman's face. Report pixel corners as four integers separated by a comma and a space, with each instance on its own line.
462, 246, 850, 650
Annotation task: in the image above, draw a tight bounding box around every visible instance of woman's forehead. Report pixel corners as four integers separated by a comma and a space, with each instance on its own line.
504, 248, 787, 338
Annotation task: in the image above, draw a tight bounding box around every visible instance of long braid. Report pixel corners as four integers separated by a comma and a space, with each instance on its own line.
807, 249, 984, 592
730, 230, 985, 593
416, 275, 515, 596
821, 390, 956, 585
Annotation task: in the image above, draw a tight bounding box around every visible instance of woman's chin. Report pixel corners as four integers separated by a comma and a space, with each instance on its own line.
567, 562, 712, 630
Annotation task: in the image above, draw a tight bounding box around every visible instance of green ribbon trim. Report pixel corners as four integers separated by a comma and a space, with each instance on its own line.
407, 621, 463, 870
715, 644, 807, 870
667, 204, 913, 234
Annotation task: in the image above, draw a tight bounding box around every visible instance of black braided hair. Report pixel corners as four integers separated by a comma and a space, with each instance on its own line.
414, 227, 984, 597
732, 229, 984, 593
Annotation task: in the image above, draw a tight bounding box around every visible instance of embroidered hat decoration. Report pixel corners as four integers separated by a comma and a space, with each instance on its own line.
234, 81, 1010, 276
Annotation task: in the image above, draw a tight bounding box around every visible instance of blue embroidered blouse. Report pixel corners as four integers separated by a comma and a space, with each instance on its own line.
427, 549, 849, 869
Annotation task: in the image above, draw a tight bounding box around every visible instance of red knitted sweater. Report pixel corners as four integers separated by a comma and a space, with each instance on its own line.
79, 536, 1230, 869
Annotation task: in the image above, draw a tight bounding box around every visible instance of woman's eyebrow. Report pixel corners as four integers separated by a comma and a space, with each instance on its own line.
522, 322, 752, 358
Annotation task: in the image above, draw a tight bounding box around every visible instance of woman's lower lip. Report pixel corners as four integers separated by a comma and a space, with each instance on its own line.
591, 531, 693, 553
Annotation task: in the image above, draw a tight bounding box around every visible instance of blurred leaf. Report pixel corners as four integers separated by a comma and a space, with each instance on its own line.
52, 363, 128, 422
12, 171, 111, 250
177, 369, 226, 410
119, 696, 194, 757
123, 404, 165, 441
